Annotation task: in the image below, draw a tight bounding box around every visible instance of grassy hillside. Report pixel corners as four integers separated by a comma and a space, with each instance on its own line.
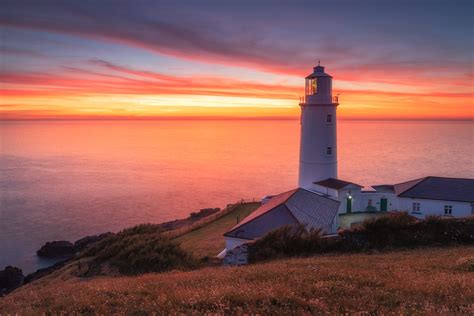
173, 202, 260, 258
1, 247, 473, 314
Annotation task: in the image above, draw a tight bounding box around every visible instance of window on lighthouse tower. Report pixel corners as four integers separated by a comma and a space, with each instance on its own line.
311, 79, 317, 94
306, 78, 317, 95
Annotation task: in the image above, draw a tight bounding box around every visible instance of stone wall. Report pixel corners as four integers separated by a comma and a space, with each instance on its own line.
223, 243, 251, 266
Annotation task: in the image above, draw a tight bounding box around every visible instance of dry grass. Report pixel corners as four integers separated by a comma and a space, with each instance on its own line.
1, 246, 473, 314
173, 202, 260, 258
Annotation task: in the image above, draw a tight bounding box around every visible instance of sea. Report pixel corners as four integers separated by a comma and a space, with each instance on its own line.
1, 119, 473, 273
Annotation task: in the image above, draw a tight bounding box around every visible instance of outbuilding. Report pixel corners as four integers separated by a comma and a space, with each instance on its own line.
395, 176, 474, 218
222, 188, 340, 253
311, 176, 474, 222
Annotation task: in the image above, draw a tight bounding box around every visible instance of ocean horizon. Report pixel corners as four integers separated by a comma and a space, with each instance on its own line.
1, 119, 473, 273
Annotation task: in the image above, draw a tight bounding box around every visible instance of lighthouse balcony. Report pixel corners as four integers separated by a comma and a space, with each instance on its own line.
299, 95, 339, 106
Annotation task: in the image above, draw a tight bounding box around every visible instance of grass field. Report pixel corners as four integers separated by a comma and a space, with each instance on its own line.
1, 246, 473, 314
173, 202, 260, 258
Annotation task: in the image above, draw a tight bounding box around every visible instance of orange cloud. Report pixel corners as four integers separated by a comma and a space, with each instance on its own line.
1, 60, 473, 120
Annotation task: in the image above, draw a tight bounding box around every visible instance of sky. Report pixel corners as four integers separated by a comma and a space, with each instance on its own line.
1, 0, 473, 120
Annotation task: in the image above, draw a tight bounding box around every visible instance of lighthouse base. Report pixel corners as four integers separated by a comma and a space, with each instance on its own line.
298, 161, 337, 190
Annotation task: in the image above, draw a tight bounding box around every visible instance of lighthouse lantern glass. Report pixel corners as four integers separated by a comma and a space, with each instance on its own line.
305, 78, 317, 95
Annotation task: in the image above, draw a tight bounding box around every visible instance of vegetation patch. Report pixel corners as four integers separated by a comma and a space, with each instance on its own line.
249, 213, 474, 263
456, 256, 474, 272
81, 224, 198, 275
343, 213, 474, 250
247, 225, 339, 262
1, 247, 473, 314
174, 202, 260, 258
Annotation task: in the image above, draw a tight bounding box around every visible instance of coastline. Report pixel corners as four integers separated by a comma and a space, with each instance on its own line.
1, 206, 222, 295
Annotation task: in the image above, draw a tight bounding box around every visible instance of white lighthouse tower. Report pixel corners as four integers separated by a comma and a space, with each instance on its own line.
298, 63, 338, 189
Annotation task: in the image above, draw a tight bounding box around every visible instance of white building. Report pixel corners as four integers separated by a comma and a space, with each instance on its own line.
295, 64, 474, 224
221, 63, 474, 255
380, 177, 473, 218
312, 176, 474, 227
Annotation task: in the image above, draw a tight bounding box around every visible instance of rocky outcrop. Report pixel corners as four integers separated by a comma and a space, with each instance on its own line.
36, 232, 114, 259
2, 207, 223, 295
74, 232, 114, 252
0, 266, 24, 296
25, 233, 115, 286
37, 240, 76, 258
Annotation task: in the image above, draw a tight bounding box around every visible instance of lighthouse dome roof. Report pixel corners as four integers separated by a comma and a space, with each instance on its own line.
305, 64, 332, 79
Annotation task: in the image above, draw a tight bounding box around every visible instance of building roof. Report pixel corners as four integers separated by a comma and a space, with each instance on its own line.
396, 176, 474, 202
393, 177, 426, 195
224, 188, 340, 240
313, 178, 363, 190
371, 185, 395, 193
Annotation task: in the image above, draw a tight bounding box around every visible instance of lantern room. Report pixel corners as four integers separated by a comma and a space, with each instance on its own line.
303, 63, 334, 105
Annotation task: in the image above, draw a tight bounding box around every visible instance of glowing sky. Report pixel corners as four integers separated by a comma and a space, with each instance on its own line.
1, 0, 473, 119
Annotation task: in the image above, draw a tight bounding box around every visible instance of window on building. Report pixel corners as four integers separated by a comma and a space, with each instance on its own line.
444, 205, 452, 215
412, 202, 420, 213
327, 147, 332, 155
326, 114, 332, 123
368, 199, 372, 206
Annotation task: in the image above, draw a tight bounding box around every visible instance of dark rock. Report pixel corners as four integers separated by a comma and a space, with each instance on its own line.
24, 260, 68, 284
74, 232, 114, 252
37, 240, 76, 258
0, 266, 24, 295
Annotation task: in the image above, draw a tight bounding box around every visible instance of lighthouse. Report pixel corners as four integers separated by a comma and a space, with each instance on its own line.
298, 63, 338, 189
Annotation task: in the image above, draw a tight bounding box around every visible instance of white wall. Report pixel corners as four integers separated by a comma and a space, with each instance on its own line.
312, 184, 338, 198
225, 236, 251, 252
398, 198, 472, 219
334, 191, 472, 219
337, 189, 400, 214
299, 104, 338, 189
356, 192, 399, 212
331, 215, 339, 233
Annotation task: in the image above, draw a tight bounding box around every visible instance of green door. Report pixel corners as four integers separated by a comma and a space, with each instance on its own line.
346, 198, 352, 213
380, 198, 388, 212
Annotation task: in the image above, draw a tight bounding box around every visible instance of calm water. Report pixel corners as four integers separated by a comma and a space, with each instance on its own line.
1, 120, 473, 273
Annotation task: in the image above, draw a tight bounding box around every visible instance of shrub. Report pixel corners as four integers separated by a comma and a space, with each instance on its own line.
340, 213, 474, 250
82, 224, 197, 275
362, 212, 417, 231
342, 212, 418, 249
249, 214, 474, 263
248, 225, 340, 263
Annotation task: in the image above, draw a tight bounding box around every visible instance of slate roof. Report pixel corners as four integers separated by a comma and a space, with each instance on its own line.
229, 189, 297, 230
371, 185, 395, 193
224, 188, 340, 240
313, 178, 363, 190
393, 177, 426, 195
396, 176, 474, 202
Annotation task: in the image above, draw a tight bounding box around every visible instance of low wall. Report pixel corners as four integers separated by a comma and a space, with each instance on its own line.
223, 243, 251, 266
339, 212, 384, 228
